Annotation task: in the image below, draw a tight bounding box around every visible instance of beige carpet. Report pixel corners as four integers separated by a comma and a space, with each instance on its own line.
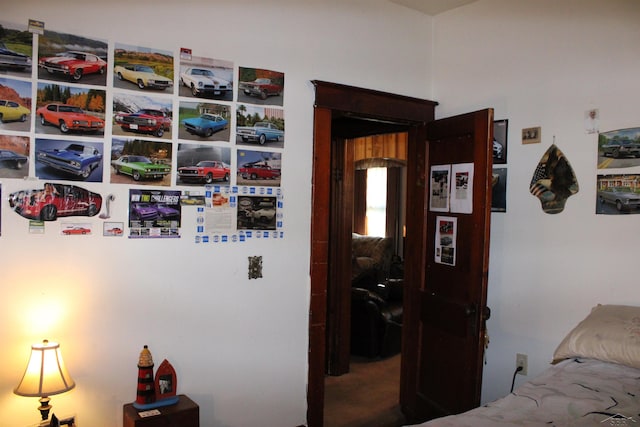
324, 355, 406, 427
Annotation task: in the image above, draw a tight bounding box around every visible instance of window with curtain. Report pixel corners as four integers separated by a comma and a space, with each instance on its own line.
366, 167, 387, 237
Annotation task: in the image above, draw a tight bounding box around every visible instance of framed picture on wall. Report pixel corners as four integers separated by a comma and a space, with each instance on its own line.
493, 119, 508, 164
491, 167, 507, 212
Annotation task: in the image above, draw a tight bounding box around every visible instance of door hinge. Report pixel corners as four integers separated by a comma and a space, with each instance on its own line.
333, 168, 343, 182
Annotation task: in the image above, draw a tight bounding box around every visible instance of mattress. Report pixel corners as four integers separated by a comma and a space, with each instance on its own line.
412, 357, 640, 426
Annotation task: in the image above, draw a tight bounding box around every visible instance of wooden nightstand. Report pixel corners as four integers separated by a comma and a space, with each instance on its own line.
123, 395, 199, 427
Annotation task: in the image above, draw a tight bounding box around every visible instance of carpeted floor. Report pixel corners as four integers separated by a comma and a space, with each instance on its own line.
324, 355, 407, 427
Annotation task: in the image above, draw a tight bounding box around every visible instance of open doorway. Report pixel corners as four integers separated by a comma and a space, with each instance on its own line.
324, 132, 408, 427
326, 130, 409, 376
307, 80, 437, 427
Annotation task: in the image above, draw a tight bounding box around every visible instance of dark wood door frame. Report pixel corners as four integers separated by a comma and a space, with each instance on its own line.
308, 80, 437, 427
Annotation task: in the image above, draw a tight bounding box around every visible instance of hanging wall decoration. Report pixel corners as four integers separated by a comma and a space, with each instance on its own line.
529, 142, 579, 214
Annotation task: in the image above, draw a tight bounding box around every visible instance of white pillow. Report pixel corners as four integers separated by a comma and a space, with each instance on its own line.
553, 304, 640, 368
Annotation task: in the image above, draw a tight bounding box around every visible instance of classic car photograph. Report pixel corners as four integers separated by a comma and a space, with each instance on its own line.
114, 108, 172, 138
0, 149, 28, 169
178, 160, 230, 184
237, 121, 284, 145
34, 83, 106, 136
178, 101, 230, 141
236, 104, 285, 148
237, 196, 277, 230
0, 77, 32, 132
238, 163, 280, 180
8, 182, 102, 221
36, 103, 105, 135
35, 140, 103, 181
38, 29, 107, 85
0, 22, 33, 77
39, 51, 107, 82
493, 119, 508, 164
601, 140, 640, 159
596, 184, 640, 214
110, 138, 172, 186
182, 113, 228, 138
0, 40, 31, 72
130, 202, 158, 221
0, 135, 29, 179
113, 42, 174, 92
114, 64, 173, 90
236, 149, 281, 186
62, 225, 91, 235
178, 54, 233, 100
237, 67, 284, 106
111, 155, 171, 182
156, 203, 180, 220
176, 143, 231, 186
179, 67, 232, 98
598, 127, 640, 169
128, 189, 182, 232
113, 93, 173, 139
0, 99, 30, 123
104, 225, 123, 236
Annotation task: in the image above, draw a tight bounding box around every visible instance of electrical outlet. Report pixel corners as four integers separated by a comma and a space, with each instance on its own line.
516, 353, 528, 375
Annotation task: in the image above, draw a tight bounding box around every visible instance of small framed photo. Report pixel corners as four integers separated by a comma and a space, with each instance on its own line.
522, 126, 541, 144
155, 359, 177, 400
493, 119, 508, 164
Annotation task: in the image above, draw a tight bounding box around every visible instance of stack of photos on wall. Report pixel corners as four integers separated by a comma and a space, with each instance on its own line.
0, 20, 284, 240
596, 127, 640, 215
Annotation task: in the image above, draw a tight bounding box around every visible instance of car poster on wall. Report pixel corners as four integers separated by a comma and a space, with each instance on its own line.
596, 174, 640, 215
237, 67, 284, 107
450, 162, 474, 214
38, 29, 108, 87
237, 149, 281, 187
194, 185, 283, 244
0, 77, 32, 133
1, 19, 287, 242
176, 143, 231, 186
0, 135, 29, 179
178, 51, 233, 102
236, 104, 284, 148
35, 82, 106, 137
110, 138, 173, 186
429, 164, 451, 212
113, 43, 173, 93
435, 215, 457, 266
35, 138, 104, 182
128, 188, 181, 238
112, 93, 173, 140
178, 101, 231, 142
597, 127, 640, 170
0, 19, 33, 79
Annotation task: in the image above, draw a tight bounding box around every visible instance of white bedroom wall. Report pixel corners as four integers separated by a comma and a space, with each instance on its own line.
432, 0, 640, 403
0, 1, 433, 426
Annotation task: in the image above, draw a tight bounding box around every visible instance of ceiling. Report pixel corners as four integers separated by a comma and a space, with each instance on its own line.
389, 0, 477, 15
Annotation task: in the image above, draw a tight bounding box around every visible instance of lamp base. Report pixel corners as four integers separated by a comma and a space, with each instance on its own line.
38, 396, 52, 421
33, 414, 75, 427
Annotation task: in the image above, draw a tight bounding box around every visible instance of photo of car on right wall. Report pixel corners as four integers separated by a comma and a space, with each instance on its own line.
596, 174, 640, 215
597, 127, 640, 169
237, 67, 284, 107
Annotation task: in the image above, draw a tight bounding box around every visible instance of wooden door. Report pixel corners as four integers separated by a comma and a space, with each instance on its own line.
401, 109, 494, 422
309, 80, 437, 427
326, 136, 354, 376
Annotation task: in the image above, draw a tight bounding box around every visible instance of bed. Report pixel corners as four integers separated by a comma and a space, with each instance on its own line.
410, 304, 640, 426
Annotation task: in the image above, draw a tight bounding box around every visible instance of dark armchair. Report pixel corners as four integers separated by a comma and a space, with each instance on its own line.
351, 280, 403, 358
350, 233, 403, 358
